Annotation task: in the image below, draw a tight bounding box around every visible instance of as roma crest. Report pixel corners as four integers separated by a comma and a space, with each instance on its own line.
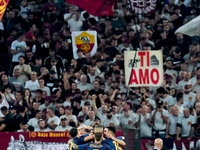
75, 31, 95, 54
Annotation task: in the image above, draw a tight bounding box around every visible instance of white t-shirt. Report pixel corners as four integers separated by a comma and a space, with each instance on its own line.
97, 111, 107, 122
168, 114, 179, 135
174, 104, 185, 116
140, 113, 152, 137
11, 40, 26, 62
183, 92, 196, 108
47, 116, 60, 131
28, 118, 39, 130
177, 80, 195, 92
177, 115, 195, 137
38, 86, 51, 96
34, 128, 50, 132
55, 125, 72, 131
77, 83, 93, 92
165, 69, 177, 83
60, 115, 77, 124
80, 99, 93, 107
68, 18, 83, 31
120, 112, 139, 129
151, 109, 169, 131
161, 95, 175, 110
3, 94, 16, 103
102, 115, 119, 127
63, 101, 71, 107
84, 119, 94, 126
25, 80, 39, 98
87, 74, 96, 84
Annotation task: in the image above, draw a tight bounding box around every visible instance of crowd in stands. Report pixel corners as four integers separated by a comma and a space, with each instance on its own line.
0, 0, 200, 145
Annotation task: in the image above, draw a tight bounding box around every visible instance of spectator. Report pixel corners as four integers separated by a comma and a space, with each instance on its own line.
0, 73, 16, 93
55, 117, 72, 131
8, 68, 24, 91
183, 85, 196, 108
77, 74, 93, 92
68, 10, 83, 32
139, 105, 153, 138
25, 71, 39, 98
84, 110, 95, 126
38, 78, 51, 96
15, 106, 28, 131
11, 31, 30, 68
27, 110, 42, 131
151, 100, 169, 138
13, 56, 32, 83
46, 107, 60, 131
166, 106, 179, 138
25, 24, 37, 49
119, 106, 139, 130
34, 119, 49, 132
60, 106, 78, 126
0, 106, 15, 131
0, 94, 9, 117
176, 108, 196, 141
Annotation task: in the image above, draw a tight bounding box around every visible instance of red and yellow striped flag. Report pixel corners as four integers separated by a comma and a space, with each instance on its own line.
0, 0, 9, 22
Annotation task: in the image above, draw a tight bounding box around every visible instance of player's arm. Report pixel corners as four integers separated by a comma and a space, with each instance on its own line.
107, 134, 126, 147
84, 133, 95, 141
68, 140, 79, 150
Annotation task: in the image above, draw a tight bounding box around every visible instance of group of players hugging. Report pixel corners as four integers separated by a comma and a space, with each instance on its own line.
68, 125, 125, 150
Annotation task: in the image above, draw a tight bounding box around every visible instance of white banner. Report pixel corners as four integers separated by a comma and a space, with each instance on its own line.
72, 31, 97, 59
124, 50, 163, 87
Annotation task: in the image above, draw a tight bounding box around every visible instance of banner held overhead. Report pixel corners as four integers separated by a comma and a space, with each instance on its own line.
124, 50, 163, 87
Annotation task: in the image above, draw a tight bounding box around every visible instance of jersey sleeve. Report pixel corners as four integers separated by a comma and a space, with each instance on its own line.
78, 134, 89, 143
105, 144, 114, 150
116, 136, 123, 141
78, 143, 88, 150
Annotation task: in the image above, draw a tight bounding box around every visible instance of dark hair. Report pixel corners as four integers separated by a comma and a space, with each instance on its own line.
106, 126, 116, 134
18, 55, 25, 60
95, 132, 102, 141
36, 89, 43, 94
77, 49, 82, 53
38, 119, 44, 124
19, 106, 26, 113
17, 31, 25, 38
28, 126, 34, 131
88, 18, 96, 26
69, 127, 78, 138
176, 92, 183, 102
156, 87, 167, 94
1, 106, 8, 112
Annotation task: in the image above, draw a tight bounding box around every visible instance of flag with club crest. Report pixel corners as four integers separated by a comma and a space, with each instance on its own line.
0, 0, 9, 22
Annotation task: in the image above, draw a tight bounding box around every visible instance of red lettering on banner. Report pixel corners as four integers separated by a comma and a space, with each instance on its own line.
147, 51, 150, 67
138, 52, 145, 67
150, 68, 159, 84
129, 69, 138, 84
139, 69, 149, 84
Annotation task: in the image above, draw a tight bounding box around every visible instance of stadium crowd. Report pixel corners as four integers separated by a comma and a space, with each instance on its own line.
0, 0, 200, 148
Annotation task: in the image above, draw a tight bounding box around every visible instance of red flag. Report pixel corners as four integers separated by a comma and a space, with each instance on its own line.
0, 0, 9, 22
66, 0, 116, 16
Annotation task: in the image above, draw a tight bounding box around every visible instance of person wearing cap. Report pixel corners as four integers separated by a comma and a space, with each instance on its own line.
45, 69, 59, 92
77, 74, 93, 92
9, 105, 17, 119
165, 74, 177, 89
46, 107, 60, 131
78, 115, 87, 130
39, 96, 54, 112
27, 110, 42, 131
55, 117, 72, 131
25, 71, 39, 98
183, 84, 196, 108
60, 106, 78, 126
111, 9, 127, 29
138, 105, 153, 138
102, 108, 119, 128
176, 107, 196, 141
84, 110, 95, 126
119, 106, 139, 130
48, 58, 62, 79
151, 100, 169, 138
44, 48, 64, 71
80, 90, 92, 108
0, 106, 15, 131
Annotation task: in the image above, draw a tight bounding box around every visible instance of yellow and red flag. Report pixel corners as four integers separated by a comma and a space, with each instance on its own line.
0, 0, 9, 22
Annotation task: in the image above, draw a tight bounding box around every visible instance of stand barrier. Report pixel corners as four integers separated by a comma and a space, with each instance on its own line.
0, 131, 199, 150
